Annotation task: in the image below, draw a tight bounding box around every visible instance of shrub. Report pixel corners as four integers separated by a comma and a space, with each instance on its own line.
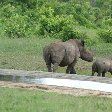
39, 6, 77, 37
0, 0, 111, 40
61, 25, 98, 46
0, 2, 40, 38
98, 29, 112, 43
38, 6, 89, 42
61, 26, 87, 41
102, 19, 112, 27
4, 15, 27, 38
85, 36, 98, 46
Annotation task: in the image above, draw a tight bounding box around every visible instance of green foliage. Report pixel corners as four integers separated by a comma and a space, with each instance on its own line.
0, 2, 40, 38
0, 0, 37, 8
85, 36, 98, 46
102, 19, 112, 27
5, 16, 26, 38
0, 0, 111, 45
61, 26, 87, 41
38, 6, 78, 38
98, 29, 112, 43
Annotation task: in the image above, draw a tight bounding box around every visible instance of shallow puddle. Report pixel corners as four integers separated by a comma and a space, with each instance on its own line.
0, 75, 112, 93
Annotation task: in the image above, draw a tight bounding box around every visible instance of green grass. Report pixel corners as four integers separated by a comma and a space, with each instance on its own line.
0, 38, 59, 71
0, 87, 112, 112
90, 43, 112, 58
0, 37, 112, 76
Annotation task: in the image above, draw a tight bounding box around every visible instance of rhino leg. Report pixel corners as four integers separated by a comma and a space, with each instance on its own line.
66, 66, 76, 74
46, 63, 52, 72
70, 60, 77, 74
102, 71, 106, 77
70, 67, 76, 74
53, 63, 59, 72
66, 60, 77, 74
97, 71, 101, 76
66, 66, 71, 74
91, 71, 95, 76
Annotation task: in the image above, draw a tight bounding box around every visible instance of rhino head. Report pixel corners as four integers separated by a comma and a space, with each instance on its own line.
77, 40, 93, 62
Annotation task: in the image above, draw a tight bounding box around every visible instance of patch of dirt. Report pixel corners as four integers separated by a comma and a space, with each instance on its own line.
0, 81, 112, 98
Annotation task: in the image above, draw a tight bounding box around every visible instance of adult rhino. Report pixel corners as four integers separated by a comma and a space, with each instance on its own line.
43, 39, 93, 74
91, 59, 112, 77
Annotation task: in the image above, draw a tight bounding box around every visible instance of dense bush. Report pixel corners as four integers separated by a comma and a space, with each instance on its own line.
4, 15, 27, 38
61, 26, 87, 41
102, 19, 112, 27
0, 2, 40, 38
98, 29, 112, 43
0, 0, 111, 44
38, 6, 77, 36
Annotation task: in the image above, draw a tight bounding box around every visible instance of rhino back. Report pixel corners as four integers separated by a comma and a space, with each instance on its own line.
92, 59, 111, 72
47, 42, 66, 65
46, 41, 80, 66
63, 41, 80, 62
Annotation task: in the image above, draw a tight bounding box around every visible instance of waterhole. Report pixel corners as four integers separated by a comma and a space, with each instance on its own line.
0, 75, 112, 93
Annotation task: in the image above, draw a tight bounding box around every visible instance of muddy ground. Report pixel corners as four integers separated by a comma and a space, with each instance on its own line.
0, 81, 112, 98
0, 69, 112, 98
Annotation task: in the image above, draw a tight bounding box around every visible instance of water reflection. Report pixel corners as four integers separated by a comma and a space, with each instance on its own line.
0, 75, 112, 93
0, 75, 36, 83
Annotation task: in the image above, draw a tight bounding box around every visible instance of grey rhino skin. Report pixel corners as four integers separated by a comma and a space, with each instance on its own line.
91, 59, 112, 77
43, 39, 93, 74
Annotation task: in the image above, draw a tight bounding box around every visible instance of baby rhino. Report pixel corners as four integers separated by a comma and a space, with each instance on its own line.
92, 59, 112, 77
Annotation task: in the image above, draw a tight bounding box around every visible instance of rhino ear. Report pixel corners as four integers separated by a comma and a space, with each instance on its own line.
81, 40, 85, 46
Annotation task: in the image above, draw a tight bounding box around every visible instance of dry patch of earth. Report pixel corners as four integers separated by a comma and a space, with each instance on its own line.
0, 81, 112, 98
